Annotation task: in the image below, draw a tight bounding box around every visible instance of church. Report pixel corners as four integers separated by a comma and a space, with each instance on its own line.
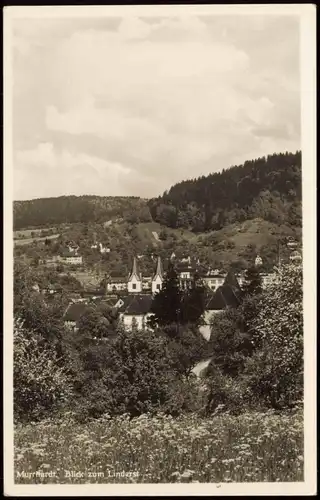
111, 255, 243, 334
114, 256, 164, 331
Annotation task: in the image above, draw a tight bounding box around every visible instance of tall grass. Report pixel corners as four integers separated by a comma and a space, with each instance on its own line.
15, 409, 303, 484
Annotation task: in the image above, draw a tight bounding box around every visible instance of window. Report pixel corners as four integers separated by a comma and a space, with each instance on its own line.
156, 284, 161, 290
132, 283, 136, 289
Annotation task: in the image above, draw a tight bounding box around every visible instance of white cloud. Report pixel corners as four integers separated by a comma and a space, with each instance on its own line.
14, 143, 131, 200
12, 15, 300, 200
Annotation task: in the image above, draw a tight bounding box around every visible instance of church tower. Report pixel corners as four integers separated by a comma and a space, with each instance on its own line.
152, 256, 164, 294
128, 256, 142, 293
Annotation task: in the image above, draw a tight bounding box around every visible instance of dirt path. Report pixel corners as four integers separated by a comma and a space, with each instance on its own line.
192, 358, 212, 378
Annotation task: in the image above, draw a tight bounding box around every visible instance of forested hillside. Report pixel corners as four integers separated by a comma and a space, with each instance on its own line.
14, 152, 301, 233
13, 195, 152, 230
148, 151, 302, 232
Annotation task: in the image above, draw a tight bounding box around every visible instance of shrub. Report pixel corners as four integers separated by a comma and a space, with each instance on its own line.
70, 327, 204, 421
165, 325, 210, 378
244, 263, 303, 409
14, 318, 73, 422
204, 365, 251, 415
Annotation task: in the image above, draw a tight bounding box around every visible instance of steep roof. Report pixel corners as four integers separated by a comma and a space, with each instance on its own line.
153, 256, 164, 280
206, 284, 241, 311
118, 294, 153, 315
61, 250, 81, 258
108, 276, 126, 283
63, 302, 91, 322
176, 262, 195, 272
128, 256, 141, 281
108, 271, 126, 279
204, 268, 226, 277
223, 270, 242, 291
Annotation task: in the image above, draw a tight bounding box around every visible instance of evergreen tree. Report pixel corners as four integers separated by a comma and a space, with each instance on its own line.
180, 272, 205, 326
242, 266, 263, 296
149, 262, 182, 329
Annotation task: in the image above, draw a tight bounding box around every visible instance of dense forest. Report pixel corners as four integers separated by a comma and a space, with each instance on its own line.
148, 151, 302, 232
13, 195, 152, 230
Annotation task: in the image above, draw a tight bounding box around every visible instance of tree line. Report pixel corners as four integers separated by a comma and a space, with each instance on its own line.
14, 152, 301, 234
14, 195, 153, 230
148, 151, 302, 232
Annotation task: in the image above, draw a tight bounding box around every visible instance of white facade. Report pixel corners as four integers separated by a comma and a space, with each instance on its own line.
64, 320, 79, 332
61, 255, 83, 265
67, 245, 79, 254
180, 271, 192, 279
152, 274, 163, 294
181, 256, 191, 264
99, 243, 110, 254
202, 276, 225, 290
120, 312, 152, 331
128, 274, 142, 293
255, 255, 263, 267
106, 281, 127, 292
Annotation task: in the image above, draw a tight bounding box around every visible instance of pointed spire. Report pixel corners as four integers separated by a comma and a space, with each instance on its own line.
129, 256, 140, 281
153, 256, 163, 279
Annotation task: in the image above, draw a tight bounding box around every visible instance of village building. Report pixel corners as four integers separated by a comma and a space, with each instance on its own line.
99, 243, 110, 254
175, 256, 197, 290
66, 241, 80, 254
199, 271, 243, 341
255, 254, 263, 267
290, 250, 302, 262
151, 256, 164, 294
106, 273, 127, 293
63, 302, 90, 331
127, 256, 143, 293
142, 277, 152, 291
59, 249, 83, 265
202, 268, 227, 291
117, 294, 154, 331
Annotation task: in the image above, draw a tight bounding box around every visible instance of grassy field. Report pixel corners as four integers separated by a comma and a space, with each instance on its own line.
14, 234, 60, 246
14, 228, 58, 239
14, 410, 303, 484
70, 271, 102, 287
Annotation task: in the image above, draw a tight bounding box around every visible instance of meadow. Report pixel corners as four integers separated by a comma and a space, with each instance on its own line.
14, 409, 303, 484
14, 233, 60, 246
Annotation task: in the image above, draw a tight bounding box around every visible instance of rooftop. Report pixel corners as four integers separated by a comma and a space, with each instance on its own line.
118, 294, 153, 316
206, 284, 242, 311
63, 302, 92, 322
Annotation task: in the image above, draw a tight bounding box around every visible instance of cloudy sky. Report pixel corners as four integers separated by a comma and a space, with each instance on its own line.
12, 14, 300, 200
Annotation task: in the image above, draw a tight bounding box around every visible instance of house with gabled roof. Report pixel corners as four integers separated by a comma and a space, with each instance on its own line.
201, 268, 227, 291
199, 271, 243, 340
60, 249, 83, 265
105, 271, 127, 293
117, 294, 154, 331
63, 302, 92, 331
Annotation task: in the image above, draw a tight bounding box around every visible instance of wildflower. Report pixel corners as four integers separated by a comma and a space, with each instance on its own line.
180, 469, 194, 479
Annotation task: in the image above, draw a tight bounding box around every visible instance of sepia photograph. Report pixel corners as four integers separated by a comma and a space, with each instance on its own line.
3, 4, 316, 496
